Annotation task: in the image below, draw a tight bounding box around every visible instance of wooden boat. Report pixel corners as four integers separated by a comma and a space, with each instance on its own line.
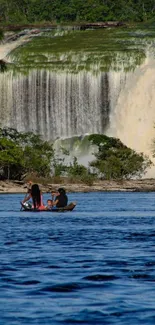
21, 202, 76, 212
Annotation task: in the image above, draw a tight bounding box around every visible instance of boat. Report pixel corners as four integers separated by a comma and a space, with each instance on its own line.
20, 202, 76, 212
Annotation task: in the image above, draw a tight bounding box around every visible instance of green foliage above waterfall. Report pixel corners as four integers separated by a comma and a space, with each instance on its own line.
88, 134, 152, 179
8, 28, 147, 73
0, 0, 155, 24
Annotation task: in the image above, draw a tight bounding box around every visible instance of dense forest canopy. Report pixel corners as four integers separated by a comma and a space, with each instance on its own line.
0, 0, 155, 24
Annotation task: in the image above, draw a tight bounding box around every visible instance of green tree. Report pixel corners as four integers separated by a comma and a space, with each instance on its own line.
88, 134, 152, 179
0, 0, 155, 23
0, 128, 54, 179
0, 137, 24, 179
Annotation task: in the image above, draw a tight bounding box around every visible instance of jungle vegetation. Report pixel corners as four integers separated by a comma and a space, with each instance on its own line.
88, 134, 152, 180
0, 0, 155, 24
0, 128, 152, 182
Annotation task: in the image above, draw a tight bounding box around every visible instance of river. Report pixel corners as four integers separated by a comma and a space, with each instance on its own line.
0, 191, 155, 324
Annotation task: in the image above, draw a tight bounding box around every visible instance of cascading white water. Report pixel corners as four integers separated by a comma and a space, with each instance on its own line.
0, 69, 112, 140
108, 54, 155, 159
107, 54, 155, 177
1, 61, 154, 151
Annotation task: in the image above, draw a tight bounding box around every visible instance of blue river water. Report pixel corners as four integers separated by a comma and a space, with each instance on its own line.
0, 191, 155, 325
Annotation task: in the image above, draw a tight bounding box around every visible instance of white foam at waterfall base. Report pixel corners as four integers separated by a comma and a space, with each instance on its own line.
53, 136, 98, 168
107, 54, 155, 177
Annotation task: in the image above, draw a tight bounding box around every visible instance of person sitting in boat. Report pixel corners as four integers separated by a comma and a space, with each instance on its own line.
23, 181, 32, 202
51, 188, 68, 208
22, 183, 45, 210
45, 199, 53, 210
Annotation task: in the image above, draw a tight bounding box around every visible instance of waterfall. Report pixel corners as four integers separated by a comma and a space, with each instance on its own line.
1, 52, 155, 177
107, 54, 155, 177
108, 55, 155, 158
0, 70, 111, 140
0, 30, 42, 61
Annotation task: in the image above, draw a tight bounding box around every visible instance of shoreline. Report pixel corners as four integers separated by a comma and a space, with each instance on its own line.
1, 179, 155, 194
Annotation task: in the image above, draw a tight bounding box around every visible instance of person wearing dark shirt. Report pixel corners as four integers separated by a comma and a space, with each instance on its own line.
51, 188, 68, 208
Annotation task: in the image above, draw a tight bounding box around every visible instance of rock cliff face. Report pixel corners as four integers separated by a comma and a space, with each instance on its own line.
1, 22, 125, 32
1, 179, 155, 194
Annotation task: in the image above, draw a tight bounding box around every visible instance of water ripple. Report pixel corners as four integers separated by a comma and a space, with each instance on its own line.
0, 192, 155, 325
83, 274, 118, 281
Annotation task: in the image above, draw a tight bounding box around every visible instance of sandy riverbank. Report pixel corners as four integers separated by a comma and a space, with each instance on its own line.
1, 179, 155, 194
